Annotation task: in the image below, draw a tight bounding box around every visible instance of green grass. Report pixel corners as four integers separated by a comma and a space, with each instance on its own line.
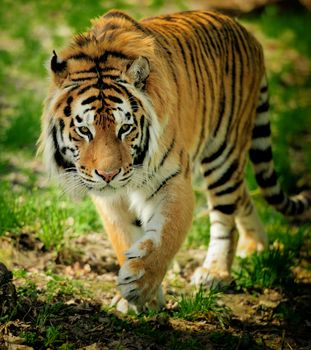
44, 273, 90, 301
233, 248, 295, 290
0, 181, 101, 249
174, 285, 230, 328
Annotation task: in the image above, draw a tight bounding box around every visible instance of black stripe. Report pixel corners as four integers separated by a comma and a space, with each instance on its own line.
195, 18, 220, 61
152, 32, 179, 115
234, 24, 250, 70
77, 85, 95, 95
232, 29, 244, 115
292, 200, 304, 215
227, 36, 236, 131
208, 160, 239, 190
185, 156, 191, 177
174, 34, 192, 84
67, 50, 129, 63
52, 126, 74, 169
84, 106, 96, 113
63, 96, 73, 117
101, 74, 121, 80
213, 204, 236, 215
203, 166, 215, 178
77, 80, 129, 97
106, 95, 123, 104
59, 119, 65, 141
67, 53, 92, 61
70, 67, 97, 75
264, 191, 285, 205
158, 137, 175, 169
133, 116, 149, 166
130, 98, 139, 112
75, 115, 82, 123
214, 87, 225, 136
252, 124, 271, 139
202, 146, 235, 177
81, 95, 99, 105
194, 13, 223, 56
215, 180, 243, 196
257, 101, 270, 113
255, 170, 277, 188
249, 147, 273, 164
201, 141, 226, 164
188, 25, 210, 161
179, 18, 200, 92
70, 77, 96, 82
148, 169, 180, 200
64, 105, 71, 117
260, 85, 268, 93
98, 51, 129, 62
107, 83, 124, 95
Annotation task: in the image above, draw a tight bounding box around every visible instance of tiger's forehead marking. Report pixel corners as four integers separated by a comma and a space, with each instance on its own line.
71, 93, 135, 127
73, 97, 96, 125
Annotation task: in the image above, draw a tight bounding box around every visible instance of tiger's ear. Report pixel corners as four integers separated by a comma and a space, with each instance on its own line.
50, 50, 67, 78
126, 56, 150, 89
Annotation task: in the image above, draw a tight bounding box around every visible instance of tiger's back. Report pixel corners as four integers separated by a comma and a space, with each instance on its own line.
142, 11, 265, 159
39, 9, 310, 311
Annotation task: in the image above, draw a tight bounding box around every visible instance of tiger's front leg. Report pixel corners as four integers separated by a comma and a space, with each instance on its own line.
92, 196, 154, 313
118, 174, 194, 307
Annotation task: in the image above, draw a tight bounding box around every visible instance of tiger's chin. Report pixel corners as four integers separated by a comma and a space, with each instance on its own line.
88, 182, 131, 198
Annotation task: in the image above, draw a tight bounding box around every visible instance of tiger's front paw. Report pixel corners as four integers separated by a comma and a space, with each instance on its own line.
117, 257, 147, 304
111, 287, 165, 314
117, 240, 159, 304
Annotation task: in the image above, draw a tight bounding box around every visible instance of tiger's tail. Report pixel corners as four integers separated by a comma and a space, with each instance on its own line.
249, 76, 311, 220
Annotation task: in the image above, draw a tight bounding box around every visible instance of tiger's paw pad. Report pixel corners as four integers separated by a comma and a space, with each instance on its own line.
191, 267, 232, 289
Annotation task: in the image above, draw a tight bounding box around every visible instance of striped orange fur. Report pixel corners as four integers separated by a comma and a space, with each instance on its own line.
39, 10, 310, 311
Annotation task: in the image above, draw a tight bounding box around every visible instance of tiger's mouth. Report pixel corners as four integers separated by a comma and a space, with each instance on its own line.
78, 171, 133, 193
59, 165, 134, 197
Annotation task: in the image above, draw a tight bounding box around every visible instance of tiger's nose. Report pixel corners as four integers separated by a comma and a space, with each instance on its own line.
95, 168, 120, 183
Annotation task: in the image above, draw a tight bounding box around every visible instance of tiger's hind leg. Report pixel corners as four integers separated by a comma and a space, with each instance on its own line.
235, 187, 268, 258
192, 156, 268, 287
192, 145, 244, 287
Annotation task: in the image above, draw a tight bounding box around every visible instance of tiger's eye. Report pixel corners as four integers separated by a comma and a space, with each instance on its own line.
79, 126, 90, 135
118, 124, 132, 140
120, 124, 131, 133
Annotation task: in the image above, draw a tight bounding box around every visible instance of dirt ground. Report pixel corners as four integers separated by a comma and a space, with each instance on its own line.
1, 229, 310, 350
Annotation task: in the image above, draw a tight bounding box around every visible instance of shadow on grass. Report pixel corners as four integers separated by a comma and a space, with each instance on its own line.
1, 295, 265, 350
6, 279, 311, 350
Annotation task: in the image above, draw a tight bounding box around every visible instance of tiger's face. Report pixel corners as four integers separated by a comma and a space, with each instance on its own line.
42, 53, 159, 196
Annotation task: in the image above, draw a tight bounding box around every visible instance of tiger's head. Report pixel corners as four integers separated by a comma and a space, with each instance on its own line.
39, 11, 170, 196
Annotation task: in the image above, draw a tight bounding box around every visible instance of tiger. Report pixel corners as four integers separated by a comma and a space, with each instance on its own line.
38, 9, 311, 312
